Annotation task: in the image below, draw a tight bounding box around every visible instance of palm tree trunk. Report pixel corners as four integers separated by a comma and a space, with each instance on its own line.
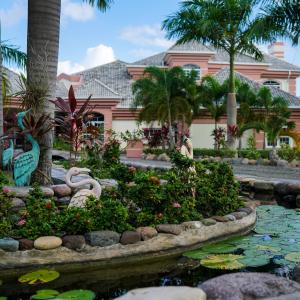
227, 53, 237, 150
27, 0, 61, 185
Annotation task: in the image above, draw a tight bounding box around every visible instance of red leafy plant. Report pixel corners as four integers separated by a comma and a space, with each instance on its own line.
51, 85, 93, 161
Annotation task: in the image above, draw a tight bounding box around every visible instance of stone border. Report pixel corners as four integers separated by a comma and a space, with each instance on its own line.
0, 209, 256, 275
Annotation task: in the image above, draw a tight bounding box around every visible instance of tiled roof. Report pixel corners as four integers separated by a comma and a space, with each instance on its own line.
131, 52, 166, 66
168, 41, 214, 53
214, 68, 300, 107
2, 67, 20, 95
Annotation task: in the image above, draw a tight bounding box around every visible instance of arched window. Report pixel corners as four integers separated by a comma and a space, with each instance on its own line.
263, 80, 281, 89
183, 64, 201, 80
85, 113, 105, 141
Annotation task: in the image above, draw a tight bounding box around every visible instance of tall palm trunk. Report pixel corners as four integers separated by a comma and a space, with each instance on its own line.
27, 0, 61, 184
227, 53, 237, 149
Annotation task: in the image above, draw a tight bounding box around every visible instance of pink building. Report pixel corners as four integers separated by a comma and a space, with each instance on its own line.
5, 41, 300, 149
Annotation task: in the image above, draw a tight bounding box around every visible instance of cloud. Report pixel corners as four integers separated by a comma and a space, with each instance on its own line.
58, 43, 115, 74
62, 0, 94, 22
120, 24, 173, 48
0, 0, 27, 27
130, 48, 157, 60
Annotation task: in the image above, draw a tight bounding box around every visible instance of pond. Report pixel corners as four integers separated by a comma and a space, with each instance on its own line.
0, 205, 299, 300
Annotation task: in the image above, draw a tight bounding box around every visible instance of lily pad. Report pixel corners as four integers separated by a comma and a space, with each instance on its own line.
31, 289, 60, 299
285, 252, 300, 263
255, 245, 281, 252
201, 243, 239, 254
18, 269, 60, 285
238, 255, 270, 267
200, 254, 244, 270
183, 249, 210, 260
56, 290, 95, 300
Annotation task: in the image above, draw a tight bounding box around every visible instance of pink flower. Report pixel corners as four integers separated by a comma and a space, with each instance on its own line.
17, 219, 26, 226
2, 188, 10, 194
172, 202, 181, 208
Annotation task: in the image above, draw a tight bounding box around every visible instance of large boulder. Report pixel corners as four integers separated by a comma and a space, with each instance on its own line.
120, 231, 141, 245
85, 231, 120, 247
62, 235, 86, 250
156, 224, 183, 235
18, 238, 34, 250
34, 236, 62, 250
200, 272, 300, 300
136, 227, 158, 241
0, 238, 19, 252
3, 186, 54, 198
115, 287, 206, 300
52, 184, 72, 197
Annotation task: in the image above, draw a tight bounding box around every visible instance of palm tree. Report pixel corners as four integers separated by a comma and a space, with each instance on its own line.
163, 0, 269, 149
27, 0, 112, 184
260, 0, 300, 45
132, 66, 197, 149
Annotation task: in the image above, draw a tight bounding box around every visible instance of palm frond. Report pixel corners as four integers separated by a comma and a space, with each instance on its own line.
83, 0, 113, 11
1, 43, 27, 69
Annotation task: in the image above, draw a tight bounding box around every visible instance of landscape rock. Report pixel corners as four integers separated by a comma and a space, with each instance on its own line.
265, 292, 300, 299
254, 181, 274, 192
85, 231, 120, 247
115, 286, 207, 300
211, 216, 229, 222
182, 221, 203, 230
237, 207, 253, 215
55, 196, 71, 206
201, 218, 217, 226
200, 272, 300, 300
277, 159, 289, 168
0, 238, 19, 252
145, 154, 156, 160
224, 214, 236, 221
289, 160, 299, 168
120, 231, 141, 245
296, 196, 300, 208
248, 159, 257, 165
51, 184, 72, 197
156, 224, 183, 235
292, 265, 300, 283
19, 238, 34, 250
231, 212, 247, 220
241, 158, 249, 165
280, 195, 296, 208
3, 186, 54, 198
98, 179, 118, 190
136, 227, 158, 241
34, 236, 62, 250
62, 235, 86, 250
11, 198, 25, 211
157, 153, 170, 162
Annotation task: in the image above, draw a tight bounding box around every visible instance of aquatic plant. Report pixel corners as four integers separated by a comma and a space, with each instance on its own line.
18, 269, 59, 285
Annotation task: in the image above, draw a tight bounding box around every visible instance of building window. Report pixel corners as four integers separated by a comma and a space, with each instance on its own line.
85, 113, 105, 141
263, 80, 281, 89
266, 136, 293, 148
183, 64, 201, 80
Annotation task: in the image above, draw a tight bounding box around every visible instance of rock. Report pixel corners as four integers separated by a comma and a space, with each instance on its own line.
280, 195, 296, 208
231, 158, 241, 165
0, 238, 19, 252
52, 184, 72, 197
277, 159, 289, 167
157, 153, 170, 162
156, 224, 183, 235
98, 179, 118, 190
115, 286, 207, 300
244, 200, 261, 210
136, 227, 158, 241
296, 196, 300, 208
19, 238, 34, 250
248, 159, 257, 165
211, 216, 229, 222
201, 218, 217, 226
237, 207, 253, 215
85, 231, 120, 247
200, 272, 300, 300
224, 214, 236, 221
34, 236, 62, 250
262, 159, 271, 166
146, 154, 157, 160
214, 156, 222, 161
254, 181, 274, 192
292, 265, 300, 284
55, 196, 71, 206
182, 221, 203, 230
3, 186, 54, 198
231, 212, 247, 220
265, 292, 300, 300
11, 198, 25, 211
241, 158, 249, 165
62, 235, 85, 250
120, 231, 141, 245
289, 160, 299, 168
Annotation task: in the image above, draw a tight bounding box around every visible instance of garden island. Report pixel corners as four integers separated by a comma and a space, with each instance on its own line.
1, 0, 300, 299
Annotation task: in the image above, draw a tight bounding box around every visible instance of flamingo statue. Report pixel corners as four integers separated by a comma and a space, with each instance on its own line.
2, 140, 14, 168
65, 167, 102, 208
13, 110, 40, 186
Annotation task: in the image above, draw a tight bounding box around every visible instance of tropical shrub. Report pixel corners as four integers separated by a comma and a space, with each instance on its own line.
193, 148, 236, 158
0, 187, 14, 238
102, 131, 122, 166
278, 144, 297, 162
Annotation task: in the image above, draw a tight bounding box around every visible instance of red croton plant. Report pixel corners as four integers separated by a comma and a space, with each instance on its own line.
51, 85, 93, 161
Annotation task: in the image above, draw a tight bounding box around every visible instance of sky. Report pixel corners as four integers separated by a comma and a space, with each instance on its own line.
1, 0, 300, 94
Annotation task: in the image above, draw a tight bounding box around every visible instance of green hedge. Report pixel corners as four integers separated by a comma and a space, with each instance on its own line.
238, 149, 271, 159
193, 148, 236, 158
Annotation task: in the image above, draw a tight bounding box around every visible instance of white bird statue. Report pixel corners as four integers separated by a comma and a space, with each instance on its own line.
65, 167, 102, 208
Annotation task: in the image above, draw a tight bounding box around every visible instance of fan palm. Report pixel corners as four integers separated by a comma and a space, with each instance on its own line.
27, 0, 112, 184
132, 66, 197, 149
163, 0, 270, 149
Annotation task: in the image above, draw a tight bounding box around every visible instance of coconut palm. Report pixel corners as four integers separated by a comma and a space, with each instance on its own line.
132, 66, 197, 149
27, 0, 112, 184
163, 0, 270, 149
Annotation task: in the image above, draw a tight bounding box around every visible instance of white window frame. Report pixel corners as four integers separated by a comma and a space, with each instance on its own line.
182, 64, 201, 81
85, 114, 105, 141
266, 136, 293, 148
263, 80, 281, 89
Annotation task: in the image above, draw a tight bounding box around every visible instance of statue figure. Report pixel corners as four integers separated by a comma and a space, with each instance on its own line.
66, 167, 102, 208
14, 110, 40, 186
2, 140, 14, 168
180, 135, 193, 159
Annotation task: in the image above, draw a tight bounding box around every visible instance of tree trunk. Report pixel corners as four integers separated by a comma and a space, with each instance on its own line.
227, 53, 237, 150
0, 25, 3, 169
27, 0, 61, 185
